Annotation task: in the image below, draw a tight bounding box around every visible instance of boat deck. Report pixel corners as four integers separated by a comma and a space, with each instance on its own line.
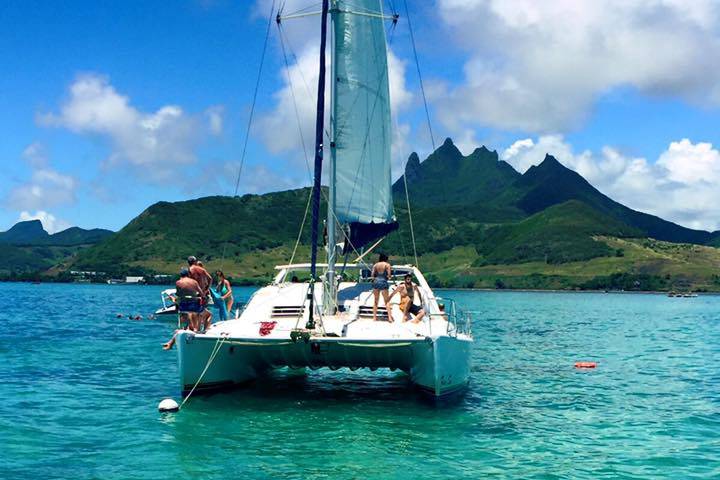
198, 280, 456, 341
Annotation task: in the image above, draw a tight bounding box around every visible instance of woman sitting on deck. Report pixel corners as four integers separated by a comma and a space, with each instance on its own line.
371, 253, 392, 322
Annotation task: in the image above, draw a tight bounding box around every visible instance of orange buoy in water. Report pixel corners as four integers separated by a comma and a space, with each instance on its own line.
575, 361, 597, 369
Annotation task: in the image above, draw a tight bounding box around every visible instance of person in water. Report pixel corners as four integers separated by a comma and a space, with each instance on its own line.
188, 256, 213, 331
215, 270, 233, 313
389, 274, 426, 323
163, 267, 203, 350
371, 253, 392, 322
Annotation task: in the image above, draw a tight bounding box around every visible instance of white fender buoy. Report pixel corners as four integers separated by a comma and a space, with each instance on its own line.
158, 398, 180, 413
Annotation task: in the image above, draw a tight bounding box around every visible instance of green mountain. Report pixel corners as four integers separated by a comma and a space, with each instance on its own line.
19, 138, 720, 291
392, 141, 717, 245
393, 138, 521, 209
73, 189, 319, 279
475, 200, 643, 265
0, 220, 113, 246
47, 227, 114, 246
0, 220, 49, 244
511, 154, 716, 244
0, 221, 114, 274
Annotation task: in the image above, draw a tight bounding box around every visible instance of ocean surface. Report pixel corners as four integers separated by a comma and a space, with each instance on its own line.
1, 283, 719, 479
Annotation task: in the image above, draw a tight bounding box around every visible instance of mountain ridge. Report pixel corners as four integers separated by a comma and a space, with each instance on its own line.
0, 220, 114, 246
5, 138, 720, 291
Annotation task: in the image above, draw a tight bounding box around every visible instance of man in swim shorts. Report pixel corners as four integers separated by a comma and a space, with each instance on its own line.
163, 267, 203, 350
188, 256, 213, 331
389, 274, 426, 323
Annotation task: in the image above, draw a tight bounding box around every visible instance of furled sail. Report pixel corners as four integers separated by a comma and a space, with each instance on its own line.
333, 0, 398, 250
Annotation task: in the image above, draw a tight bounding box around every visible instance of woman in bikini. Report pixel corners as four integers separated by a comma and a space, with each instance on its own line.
371, 253, 392, 322
215, 270, 234, 313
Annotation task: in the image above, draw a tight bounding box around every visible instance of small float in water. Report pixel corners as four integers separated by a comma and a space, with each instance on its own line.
575, 361, 597, 369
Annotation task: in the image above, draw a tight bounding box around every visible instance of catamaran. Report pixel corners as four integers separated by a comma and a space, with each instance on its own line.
175, 0, 473, 397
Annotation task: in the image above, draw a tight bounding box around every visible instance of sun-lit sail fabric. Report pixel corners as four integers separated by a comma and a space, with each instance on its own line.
333, 0, 398, 250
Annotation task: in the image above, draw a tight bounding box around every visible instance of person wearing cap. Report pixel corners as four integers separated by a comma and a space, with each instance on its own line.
163, 267, 203, 350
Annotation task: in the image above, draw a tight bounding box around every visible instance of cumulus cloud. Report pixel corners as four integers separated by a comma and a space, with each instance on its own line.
17, 210, 70, 234
435, 0, 720, 133
39, 74, 222, 181
502, 135, 720, 231
6, 143, 78, 212
257, 44, 413, 176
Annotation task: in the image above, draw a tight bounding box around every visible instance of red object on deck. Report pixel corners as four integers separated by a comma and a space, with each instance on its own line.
575, 361, 597, 369
259, 321, 277, 336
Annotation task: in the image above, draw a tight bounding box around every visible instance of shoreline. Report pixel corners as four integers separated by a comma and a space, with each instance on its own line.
2, 279, 714, 295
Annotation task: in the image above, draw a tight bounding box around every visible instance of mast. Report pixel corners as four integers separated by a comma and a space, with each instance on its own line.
307, 0, 330, 329
326, 0, 338, 314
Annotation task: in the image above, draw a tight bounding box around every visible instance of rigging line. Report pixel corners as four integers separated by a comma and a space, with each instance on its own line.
397, 219, 409, 263
278, 25, 313, 180
277, 25, 315, 267
403, 161, 419, 267
219, 0, 275, 272
233, 0, 276, 197
288, 188, 313, 267
277, 6, 381, 270
283, 2, 322, 17
403, 0, 435, 151
279, 27, 332, 141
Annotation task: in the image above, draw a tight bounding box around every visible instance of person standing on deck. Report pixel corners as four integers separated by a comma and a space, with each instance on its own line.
188, 256, 213, 331
371, 253, 392, 322
215, 270, 233, 313
163, 267, 203, 350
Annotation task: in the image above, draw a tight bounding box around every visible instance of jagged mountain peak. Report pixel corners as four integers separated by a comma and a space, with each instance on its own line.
470, 145, 496, 157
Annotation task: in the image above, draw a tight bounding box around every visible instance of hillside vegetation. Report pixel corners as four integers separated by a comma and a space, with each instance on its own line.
0, 220, 114, 275
10, 138, 720, 291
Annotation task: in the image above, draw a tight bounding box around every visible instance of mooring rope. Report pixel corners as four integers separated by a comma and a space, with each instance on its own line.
180, 335, 228, 409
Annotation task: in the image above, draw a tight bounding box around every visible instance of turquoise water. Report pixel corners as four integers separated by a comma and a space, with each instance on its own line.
2, 283, 719, 479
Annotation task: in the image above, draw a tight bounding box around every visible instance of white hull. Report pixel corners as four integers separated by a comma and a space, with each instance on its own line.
175, 264, 473, 398
177, 331, 472, 396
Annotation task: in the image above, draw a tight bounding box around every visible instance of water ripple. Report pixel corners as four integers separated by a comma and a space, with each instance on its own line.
1, 285, 719, 479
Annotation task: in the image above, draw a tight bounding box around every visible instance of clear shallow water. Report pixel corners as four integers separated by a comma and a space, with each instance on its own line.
1, 284, 719, 479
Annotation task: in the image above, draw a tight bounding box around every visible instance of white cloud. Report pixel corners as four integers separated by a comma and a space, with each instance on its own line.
256, 43, 414, 179
501, 135, 720, 231
656, 139, 720, 184
221, 162, 300, 194
18, 210, 70, 234
206, 105, 224, 136
6, 143, 78, 212
435, 0, 720, 133
39, 74, 221, 181
22, 142, 48, 168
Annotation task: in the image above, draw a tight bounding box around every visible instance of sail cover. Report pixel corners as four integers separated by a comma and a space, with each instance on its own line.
333, 0, 398, 250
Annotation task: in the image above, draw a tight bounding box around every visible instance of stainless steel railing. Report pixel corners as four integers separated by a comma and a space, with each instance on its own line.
430, 297, 472, 337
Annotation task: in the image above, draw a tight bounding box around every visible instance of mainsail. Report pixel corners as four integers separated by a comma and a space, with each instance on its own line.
331, 0, 398, 250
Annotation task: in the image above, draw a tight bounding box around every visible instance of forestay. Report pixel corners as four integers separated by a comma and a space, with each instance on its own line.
333, 0, 398, 250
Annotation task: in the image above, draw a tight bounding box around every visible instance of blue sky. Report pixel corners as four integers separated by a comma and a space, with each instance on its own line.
2, 0, 720, 233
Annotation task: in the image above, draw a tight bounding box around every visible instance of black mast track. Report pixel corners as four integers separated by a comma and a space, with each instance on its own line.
307, 0, 330, 330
